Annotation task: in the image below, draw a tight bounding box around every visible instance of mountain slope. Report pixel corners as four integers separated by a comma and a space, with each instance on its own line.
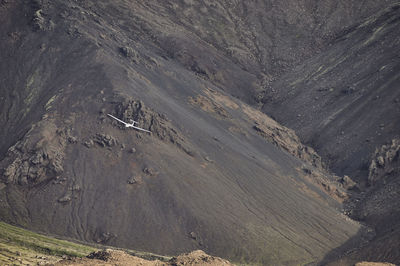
262, 3, 400, 182
0, 0, 368, 265
260, 3, 400, 264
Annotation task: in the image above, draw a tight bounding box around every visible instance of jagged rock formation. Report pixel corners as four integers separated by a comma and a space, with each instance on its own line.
1, 118, 67, 186
242, 104, 324, 170
332, 139, 400, 264
368, 139, 400, 186
112, 96, 195, 156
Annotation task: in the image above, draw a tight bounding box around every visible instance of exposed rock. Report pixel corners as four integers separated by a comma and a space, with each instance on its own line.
71, 184, 81, 191
67, 136, 77, 144
302, 166, 313, 175
58, 194, 71, 203
355, 263, 396, 266
87, 250, 111, 261
189, 231, 198, 240
189, 95, 230, 119
242, 104, 324, 170
143, 167, 156, 176
93, 133, 118, 147
169, 250, 233, 266
1, 120, 66, 186
204, 156, 213, 163
127, 175, 142, 185
31, 1, 55, 31
83, 139, 94, 148
368, 139, 400, 186
113, 96, 195, 156
58, 249, 232, 265
377, 156, 385, 167
119, 46, 137, 59
339, 175, 357, 190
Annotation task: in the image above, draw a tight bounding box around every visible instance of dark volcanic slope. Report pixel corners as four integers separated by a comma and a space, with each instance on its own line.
262, 3, 400, 181
261, 3, 400, 264
0, 1, 368, 265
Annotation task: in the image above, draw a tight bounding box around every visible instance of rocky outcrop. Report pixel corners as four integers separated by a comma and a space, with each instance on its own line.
339, 175, 357, 190
169, 250, 233, 266
189, 95, 231, 119
368, 139, 400, 186
57, 249, 233, 266
242, 104, 324, 170
93, 133, 118, 148
1, 119, 68, 186
111, 96, 195, 156
31, 0, 55, 31
355, 262, 396, 266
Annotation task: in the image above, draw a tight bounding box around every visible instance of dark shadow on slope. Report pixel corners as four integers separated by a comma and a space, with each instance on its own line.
321, 175, 400, 265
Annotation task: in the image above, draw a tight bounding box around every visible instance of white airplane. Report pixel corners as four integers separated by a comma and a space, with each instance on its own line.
107, 114, 151, 133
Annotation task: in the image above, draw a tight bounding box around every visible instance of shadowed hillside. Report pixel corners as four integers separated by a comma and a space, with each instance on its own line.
261, 3, 400, 264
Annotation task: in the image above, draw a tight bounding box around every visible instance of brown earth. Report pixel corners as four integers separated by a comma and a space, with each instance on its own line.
55, 250, 232, 266
355, 263, 396, 266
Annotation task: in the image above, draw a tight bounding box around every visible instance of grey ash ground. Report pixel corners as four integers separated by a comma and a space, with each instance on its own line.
0, 0, 399, 265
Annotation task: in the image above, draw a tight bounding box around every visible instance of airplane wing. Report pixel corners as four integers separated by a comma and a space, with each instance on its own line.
132, 125, 151, 133
107, 114, 128, 125
108, 114, 151, 133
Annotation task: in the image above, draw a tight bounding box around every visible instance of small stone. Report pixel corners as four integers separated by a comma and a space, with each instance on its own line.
119, 46, 136, 58
340, 175, 356, 190
58, 195, 72, 203
129, 148, 136, 153
377, 156, 385, 167
189, 231, 197, 240
143, 167, 156, 176
302, 166, 312, 175
68, 136, 77, 144
84, 139, 94, 148
128, 176, 142, 184
204, 156, 213, 162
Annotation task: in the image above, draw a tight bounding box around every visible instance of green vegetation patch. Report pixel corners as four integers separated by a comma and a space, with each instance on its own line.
0, 222, 98, 265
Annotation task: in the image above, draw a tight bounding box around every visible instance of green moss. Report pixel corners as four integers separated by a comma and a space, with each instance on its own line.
0, 222, 174, 265
0, 222, 98, 265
